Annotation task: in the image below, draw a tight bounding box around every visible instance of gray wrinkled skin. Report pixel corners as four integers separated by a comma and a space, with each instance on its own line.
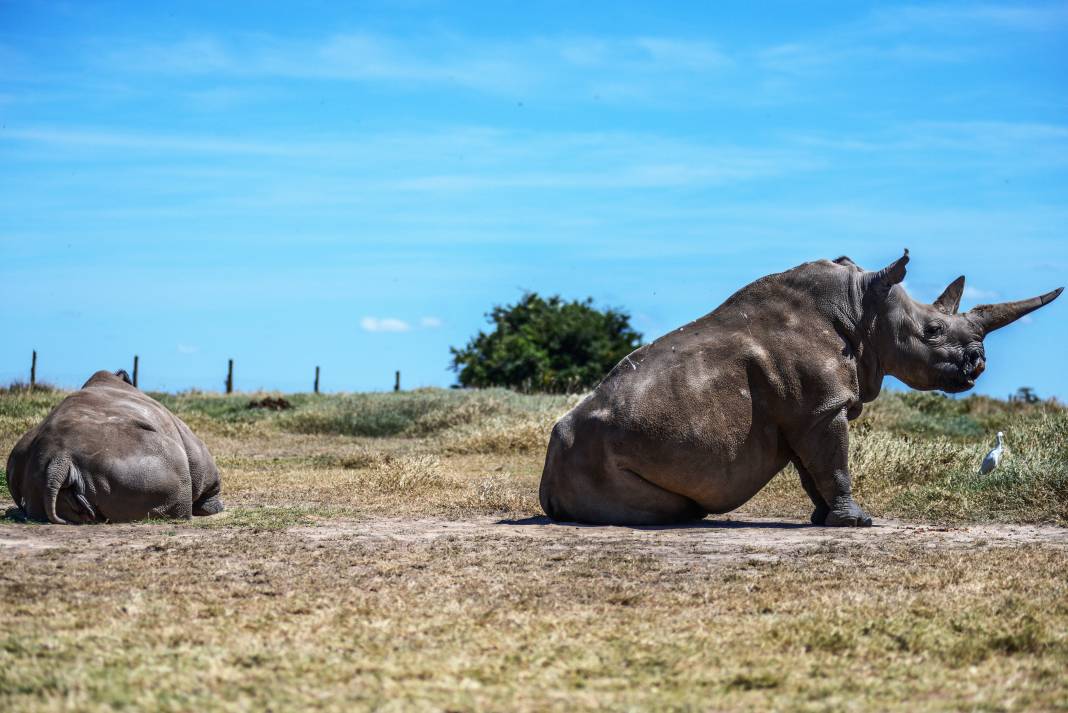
6, 370, 223, 524
539, 251, 1062, 527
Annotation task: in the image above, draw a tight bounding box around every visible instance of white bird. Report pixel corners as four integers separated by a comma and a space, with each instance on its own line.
979, 431, 1004, 474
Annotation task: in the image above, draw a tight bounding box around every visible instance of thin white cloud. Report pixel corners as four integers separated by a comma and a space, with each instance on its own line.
872, 4, 1068, 33
385, 160, 816, 191
420, 316, 443, 328
757, 39, 969, 75
552, 36, 729, 71
177, 343, 198, 354
754, 4, 1065, 78
3, 125, 819, 191
786, 120, 1068, 170
2, 127, 299, 156
99, 32, 732, 99
635, 37, 730, 69
964, 285, 1000, 301
361, 317, 410, 333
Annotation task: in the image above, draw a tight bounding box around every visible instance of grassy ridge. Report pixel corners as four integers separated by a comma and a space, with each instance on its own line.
1, 385, 1065, 524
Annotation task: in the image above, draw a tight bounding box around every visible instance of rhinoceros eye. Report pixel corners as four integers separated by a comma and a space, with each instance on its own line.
923, 321, 946, 340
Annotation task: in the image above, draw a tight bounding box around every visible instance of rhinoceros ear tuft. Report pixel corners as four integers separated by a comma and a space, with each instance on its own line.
933, 275, 965, 314
866, 248, 909, 301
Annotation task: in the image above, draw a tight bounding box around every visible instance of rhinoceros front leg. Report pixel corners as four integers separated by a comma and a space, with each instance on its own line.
791, 458, 830, 526
790, 410, 872, 527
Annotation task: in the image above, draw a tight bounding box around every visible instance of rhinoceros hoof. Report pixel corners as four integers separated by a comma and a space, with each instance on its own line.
193, 496, 225, 516
824, 508, 873, 527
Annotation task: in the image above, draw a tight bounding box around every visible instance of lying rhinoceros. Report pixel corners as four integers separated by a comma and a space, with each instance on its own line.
6, 370, 223, 523
539, 251, 1061, 527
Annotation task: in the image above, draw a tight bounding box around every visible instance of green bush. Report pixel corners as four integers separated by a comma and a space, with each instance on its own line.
450, 292, 641, 393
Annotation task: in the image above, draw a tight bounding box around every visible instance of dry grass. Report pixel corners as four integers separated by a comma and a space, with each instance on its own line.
1, 386, 1067, 710
1, 522, 1065, 712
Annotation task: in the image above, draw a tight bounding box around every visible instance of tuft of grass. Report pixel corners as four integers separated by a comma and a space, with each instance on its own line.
725, 672, 781, 691
463, 470, 542, 514
440, 413, 560, 455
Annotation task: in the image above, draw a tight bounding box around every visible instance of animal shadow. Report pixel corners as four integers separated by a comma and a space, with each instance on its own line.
496, 515, 813, 531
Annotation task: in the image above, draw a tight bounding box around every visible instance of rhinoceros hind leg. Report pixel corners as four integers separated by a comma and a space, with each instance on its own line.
542, 463, 705, 526
193, 495, 225, 516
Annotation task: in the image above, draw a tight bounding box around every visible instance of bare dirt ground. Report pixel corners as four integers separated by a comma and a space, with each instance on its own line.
299, 515, 1068, 562
3, 513, 1064, 563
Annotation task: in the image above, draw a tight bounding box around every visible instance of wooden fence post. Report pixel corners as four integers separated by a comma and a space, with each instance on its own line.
394, 370, 401, 392
314, 366, 320, 394
133, 355, 139, 388
226, 359, 234, 394
30, 350, 37, 390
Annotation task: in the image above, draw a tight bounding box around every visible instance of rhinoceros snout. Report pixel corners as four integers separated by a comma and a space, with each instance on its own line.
963, 347, 986, 380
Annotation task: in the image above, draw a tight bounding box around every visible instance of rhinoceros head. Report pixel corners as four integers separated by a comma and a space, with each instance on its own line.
865, 250, 1063, 394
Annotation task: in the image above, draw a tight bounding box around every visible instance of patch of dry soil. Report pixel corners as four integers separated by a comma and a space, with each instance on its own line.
2, 515, 1064, 565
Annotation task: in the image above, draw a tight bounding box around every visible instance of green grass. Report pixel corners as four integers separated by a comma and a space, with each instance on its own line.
148, 387, 575, 438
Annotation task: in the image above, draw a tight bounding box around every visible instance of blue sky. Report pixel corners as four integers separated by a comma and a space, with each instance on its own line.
1, 1, 1066, 396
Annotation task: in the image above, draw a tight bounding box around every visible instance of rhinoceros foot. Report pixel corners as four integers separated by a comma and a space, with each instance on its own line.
824, 501, 873, 527
193, 495, 225, 516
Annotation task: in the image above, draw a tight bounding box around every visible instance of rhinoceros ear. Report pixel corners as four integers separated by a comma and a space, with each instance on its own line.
865, 249, 909, 301
933, 275, 965, 314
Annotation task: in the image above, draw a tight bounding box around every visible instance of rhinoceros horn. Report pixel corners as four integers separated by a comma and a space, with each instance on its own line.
969, 287, 1064, 333
933, 276, 966, 314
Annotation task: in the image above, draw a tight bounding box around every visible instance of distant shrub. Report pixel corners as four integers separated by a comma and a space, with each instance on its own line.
1, 380, 59, 394
450, 292, 642, 393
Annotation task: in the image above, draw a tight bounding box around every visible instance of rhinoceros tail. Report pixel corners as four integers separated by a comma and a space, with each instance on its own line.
44, 458, 95, 525
44, 457, 71, 524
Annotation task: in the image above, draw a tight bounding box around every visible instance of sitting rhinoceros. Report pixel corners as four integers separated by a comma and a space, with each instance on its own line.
6, 370, 223, 523
539, 251, 1061, 527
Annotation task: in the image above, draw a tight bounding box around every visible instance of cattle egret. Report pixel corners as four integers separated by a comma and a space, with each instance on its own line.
979, 432, 1004, 475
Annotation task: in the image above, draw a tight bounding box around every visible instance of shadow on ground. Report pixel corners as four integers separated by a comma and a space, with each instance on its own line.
497, 515, 814, 530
